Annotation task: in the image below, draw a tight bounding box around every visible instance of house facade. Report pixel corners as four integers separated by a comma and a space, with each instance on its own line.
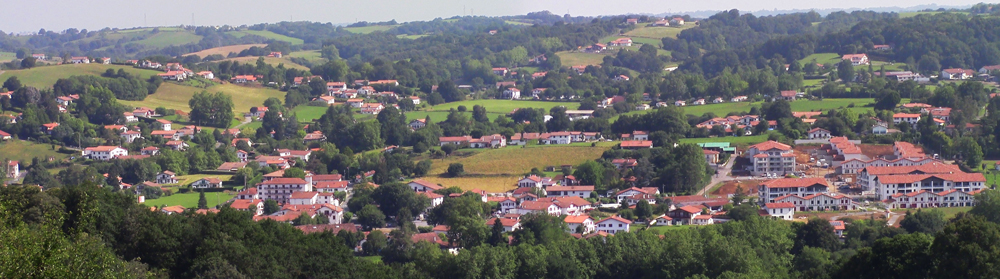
757, 177, 829, 204
746, 141, 795, 176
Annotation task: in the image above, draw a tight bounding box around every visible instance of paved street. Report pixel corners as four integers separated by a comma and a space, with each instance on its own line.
697, 155, 737, 195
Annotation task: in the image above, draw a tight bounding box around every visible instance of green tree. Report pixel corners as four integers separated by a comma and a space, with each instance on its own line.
362, 230, 387, 256
634, 199, 653, 221
414, 160, 432, 177
573, 160, 605, 190
320, 44, 340, 60
263, 200, 280, 215
357, 204, 387, 230
282, 167, 306, 179
3, 76, 22, 92
899, 209, 946, 234
488, 218, 506, 246
794, 217, 841, 252
189, 91, 234, 128
512, 213, 569, 245
954, 137, 983, 167
970, 190, 1000, 223
20, 57, 36, 69
930, 215, 1000, 278
198, 191, 208, 209
447, 163, 464, 177
837, 59, 855, 82
838, 233, 933, 278
874, 91, 901, 111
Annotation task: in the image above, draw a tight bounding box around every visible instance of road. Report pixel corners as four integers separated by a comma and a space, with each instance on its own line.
231, 117, 253, 129
697, 155, 737, 195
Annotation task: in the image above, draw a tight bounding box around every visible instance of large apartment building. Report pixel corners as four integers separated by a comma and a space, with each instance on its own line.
757, 177, 830, 204
746, 141, 795, 176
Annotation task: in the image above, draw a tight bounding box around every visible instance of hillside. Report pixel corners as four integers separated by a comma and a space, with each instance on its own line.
0, 64, 164, 88
218, 56, 311, 70
119, 82, 285, 114
184, 44, 267, 57
227, 30, 304, 45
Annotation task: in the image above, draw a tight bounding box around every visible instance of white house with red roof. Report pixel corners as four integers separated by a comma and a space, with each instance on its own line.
830, 220, 846, 237
488, 196, 518, 213
564, 215, 595, 234
893, 113, 921, 127
83, 146, 128, 160
230, 199, 264, 216
546, 185, 594, 198
485, 218, 522, 232
409, 119, 426, 130
502, 88, 521, 100
778, 90, 798, 101
517, 175, 543, 188
615, 187, 659, 203
5, 161, 19, 178
807, 128, 831, 139
775, 193, 857, 211
841, 53, 869, 66
883, 189, 979, 209
408, 179, 443, 192
703, 149, 720, 164
418, 191, 444, 209
869, 170, 985, 200
746, 140, 795, 176
941, 68, 975, 80
608, 38, 633, 47
70, 56, 90, 64
763, 202, 796, 220
757, 177, 830, 203
0, 130, 10, 141
595, 216, 631, 234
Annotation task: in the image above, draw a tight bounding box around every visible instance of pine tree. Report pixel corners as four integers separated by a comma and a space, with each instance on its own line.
488, 218, 506, 246
198, 191, 208, 209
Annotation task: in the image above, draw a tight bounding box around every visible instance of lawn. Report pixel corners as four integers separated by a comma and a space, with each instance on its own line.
416, 144, 610, 191
184, 44, 266, 57
292, 105, 331, 122
228, 30, 304, 45
421, 99, 579, 114
613, 98, 877, 122
599, 35, 663, 47
120, 83, 285, 115
344, 25, 396, 34
624, 23, 696, 39
637, 225, 701, 234
0, 63, 164, 88
899, 11, 968, 18
287, 50, 327, 63
678, 134, 769, 145
892, 207, 972, 220
397, 34, 428, 39
0, 140, 72, 163
134, 31, 203, 48
798, 53, 842, 65
219, 56, 310, 71
0, 51, 15, 60
555, 51, 607, 66
172, 173, 234, 186
404, 111, 504, 122
145, 191, 236, 209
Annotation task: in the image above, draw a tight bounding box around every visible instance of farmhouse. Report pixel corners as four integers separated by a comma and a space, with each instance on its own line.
191, 178, 224, 189
763, 202, 795, 220
615, 187, 659, 203
546, 185, 594, 198
979, 65, 1000, 74
408, 179, 443, 192
70, 56, 90, 64
892, 113, 921, 127
620, 140, 653, 149
409, 119, 426, 130
595, 216, 631, 235
807, 128, 831, 139
231, 75, 257, 83
941, 68, 975, 80
518, 175, 544, 188
778, 90, 798, 101
564, 215, 595, 234
502, 88, 521, 99
83, 146, 128, 160
841, 53, 869, 65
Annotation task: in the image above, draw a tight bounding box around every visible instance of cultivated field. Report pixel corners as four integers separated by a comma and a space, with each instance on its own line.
227, 30, 304, 45
344, 25, 396, 34
146, 191, 236, 209
0, 140, 72, 163
798, 53, 841, 65
292, 105, 331, 122
184, 44, 267, 57
120, 83, 285, 115
287, 50, 327, 64
555, 51, 607, 66
0, 52, 15, 60
219, 56, 310, 70
420, 99, 580, 114
624, 23, 696, 39
899, 11, 969, 18
133, 31, 203, 48
0, 64, 164, 88
417, 144, 611, 191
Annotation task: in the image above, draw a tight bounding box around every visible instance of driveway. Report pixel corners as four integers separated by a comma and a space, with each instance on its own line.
697, 155, 737, 195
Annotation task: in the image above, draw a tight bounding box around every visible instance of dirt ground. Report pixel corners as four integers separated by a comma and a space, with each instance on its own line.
711, 180, 762, 196
793, 145, 820, 164
859, 144, 895, 159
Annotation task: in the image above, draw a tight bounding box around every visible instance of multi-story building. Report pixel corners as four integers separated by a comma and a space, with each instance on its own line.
774, 193, 858, 211
870, 172, 985, 200
746, 141, 795, 176
757, 177, 829, 203
83, 146, 128, 160
257, 178, 312, 204
883, 189, 980, 209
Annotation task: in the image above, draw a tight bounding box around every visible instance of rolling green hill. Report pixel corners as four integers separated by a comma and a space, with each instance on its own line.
120, 82, 285, 115
0, 64, 164, 88
227, 30, 304, 44
344, 25, 396, 34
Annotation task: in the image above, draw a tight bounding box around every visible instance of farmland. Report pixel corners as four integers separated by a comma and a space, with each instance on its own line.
420, 99, 579, 114
416, 144, 610, 191
0, 140, 73, 163
184, 44, 267, 57
133, 31, 203, 48
227, 30, 304, 45
292, 105, 332, 122
344, 25, 396, 34
0, 51, 15, 60
613, 98, 878, 121
0, 63, 164, 88
404, 111, 503, 122
798, 52, 842, 65
623, 23, 696, 39
555, 51, 607, 66
146, 191, 236, 209
218, 56, 311, 70
172, 174, 234, 186
120, 83, 285, 115
287, 50, 327, 64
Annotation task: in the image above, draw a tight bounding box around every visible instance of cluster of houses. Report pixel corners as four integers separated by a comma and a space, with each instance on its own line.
154, 63, 212, 81
840, 53, 999, 81
663, 95, 749, 108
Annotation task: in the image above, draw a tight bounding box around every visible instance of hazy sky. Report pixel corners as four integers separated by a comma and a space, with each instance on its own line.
0, 0, 985, 33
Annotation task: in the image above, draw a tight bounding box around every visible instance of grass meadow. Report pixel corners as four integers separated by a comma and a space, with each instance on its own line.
0, 63, 163, 88
120, 83, 285, 114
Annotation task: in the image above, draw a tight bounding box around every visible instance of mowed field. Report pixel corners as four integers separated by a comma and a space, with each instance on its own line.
421, 99, 580, 114
219, 56, 310, 70
404, 111, 503, 122
344, 25, 396, 34
0, 64, 164, 88
146, 191, 236, 209
555, 51, 607, 66
287, 50, 327, 64
227, 30, 304, 45
417, 144, 612, 191
0, 140, 72, 163
624, 23, 697, 39
292, 105, 331, 122
798, 53, 842, 65
120, 83, 285, 115
0, 51, 15, 61
613, 98, 878, 121
133, 31, 203, 48
184, 44, 267, 57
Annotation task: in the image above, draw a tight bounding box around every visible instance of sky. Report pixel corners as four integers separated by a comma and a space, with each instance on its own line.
0, 0, 986, 33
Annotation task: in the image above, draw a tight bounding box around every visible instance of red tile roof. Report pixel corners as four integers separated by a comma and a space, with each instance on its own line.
765, 202, 795, 209
749, 140, 791, 151
409, 179, 443, 190
546, 186, 594, 192
564, 215, 592, 224
877, 173, 986, 184
620, 140, 653, 148
760, 177, 828, 189
597, 215, 632, 225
